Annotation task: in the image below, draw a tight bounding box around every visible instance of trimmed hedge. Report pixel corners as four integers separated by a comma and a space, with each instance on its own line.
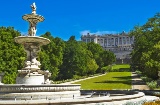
101, 64, 131, 72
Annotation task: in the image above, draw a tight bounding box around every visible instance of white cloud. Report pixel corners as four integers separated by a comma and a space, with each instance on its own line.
94, 31, 118, 34
80, 30, 91, 35
80, 30, 118, 35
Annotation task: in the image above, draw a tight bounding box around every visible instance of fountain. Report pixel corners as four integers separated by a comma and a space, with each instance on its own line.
15, 2, 51, 85
0, 2, 80, 100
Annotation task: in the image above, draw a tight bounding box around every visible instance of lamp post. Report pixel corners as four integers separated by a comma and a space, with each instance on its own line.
120, 57, 123, 64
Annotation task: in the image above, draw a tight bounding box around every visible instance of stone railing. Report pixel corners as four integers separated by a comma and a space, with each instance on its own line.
0, 84, 81, 92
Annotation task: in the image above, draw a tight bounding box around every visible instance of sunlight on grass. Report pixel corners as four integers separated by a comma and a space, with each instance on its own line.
112, 64, 130, 70
73, 72, 131, 90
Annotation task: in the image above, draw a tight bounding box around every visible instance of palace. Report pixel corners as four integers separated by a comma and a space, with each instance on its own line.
81, 31, 134, 63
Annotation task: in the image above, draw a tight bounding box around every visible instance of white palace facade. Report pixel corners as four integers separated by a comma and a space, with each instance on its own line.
81, 32, 134, 62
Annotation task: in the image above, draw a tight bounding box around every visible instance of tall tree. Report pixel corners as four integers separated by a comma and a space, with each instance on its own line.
130, 13, 160, 79
59, 36, 98, 79
87, 42, 104, 69
38, 32, 65, 80
0, 27, 26, 84
87, 42, 115, 73
101, 50, 116, 66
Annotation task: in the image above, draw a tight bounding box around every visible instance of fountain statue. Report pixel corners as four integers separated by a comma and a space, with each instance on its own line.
31, 2, 36, 14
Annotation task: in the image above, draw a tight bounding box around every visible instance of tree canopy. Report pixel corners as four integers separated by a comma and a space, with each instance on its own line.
0, 27, 116, 83
38, 32, 65, 80
130, 13, 160, 79
87, 42, 115, 72
0, 27, 26, 84
58, 36, 99, 79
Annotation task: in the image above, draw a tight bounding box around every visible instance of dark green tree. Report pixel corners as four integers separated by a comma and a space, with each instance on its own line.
87, 42, 104, 69
38, 32, 65, 80
87, 42, 115, 73
130, 13, 160, 79
0, 27, 26, 84
59, 36, 98, 79
101, 50, 116, 66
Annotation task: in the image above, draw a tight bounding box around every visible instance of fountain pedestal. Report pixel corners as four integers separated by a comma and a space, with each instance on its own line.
15, 36, 50, 84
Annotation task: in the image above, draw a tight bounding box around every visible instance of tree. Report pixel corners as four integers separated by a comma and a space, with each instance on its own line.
87, 42, 104, 69
79, 42, 98, 75
87, 42, 115, 73
38, 32, 65, 80
130, 13, 160, 79
101, 50, 116, 66
0, 27, 26, 84
59, 36, 98, 79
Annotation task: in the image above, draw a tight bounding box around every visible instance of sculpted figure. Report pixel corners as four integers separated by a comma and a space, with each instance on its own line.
31, 57, 41, 66
28, 21, 37, 36
28, 26, 37, 36
30, 46, 41, 66
31, 2, 36, 14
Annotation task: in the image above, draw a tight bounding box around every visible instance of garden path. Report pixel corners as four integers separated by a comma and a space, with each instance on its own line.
132, 72, 150, 90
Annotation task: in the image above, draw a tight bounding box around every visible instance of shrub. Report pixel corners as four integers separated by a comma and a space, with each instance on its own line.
119, 68, 130, 72
108, 64, 131, 72
109, 68, 130, 72
146, 81, 157, 89
135, 70, 142, 75
73, 75, 81, 80
101, 65, 112, 73
141, 76, 152, 82
110, 68, 119, 72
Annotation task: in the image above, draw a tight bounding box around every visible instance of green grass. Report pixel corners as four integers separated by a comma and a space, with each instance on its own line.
112, 64, 130, 70
73, 72, 132, 90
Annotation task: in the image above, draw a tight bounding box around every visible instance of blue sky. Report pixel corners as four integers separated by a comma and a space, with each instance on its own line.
0, 0, 160, 40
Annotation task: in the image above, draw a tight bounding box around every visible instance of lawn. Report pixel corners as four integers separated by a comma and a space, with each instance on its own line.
112, 64, 130, 70
73, 72, 132, 90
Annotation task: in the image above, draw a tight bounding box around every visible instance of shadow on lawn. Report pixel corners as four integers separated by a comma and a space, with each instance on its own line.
113, 76, 131, 80
112, 75, 146, 85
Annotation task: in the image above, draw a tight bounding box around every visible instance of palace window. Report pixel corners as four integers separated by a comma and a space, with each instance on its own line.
91, 39, 94, 42
87, 39, 90, 42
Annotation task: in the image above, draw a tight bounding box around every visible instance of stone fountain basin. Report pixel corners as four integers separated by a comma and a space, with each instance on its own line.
0, 84, 81, 92
22, 14, 45, 22
0, 84, 81, 100
14, 36, 50, 45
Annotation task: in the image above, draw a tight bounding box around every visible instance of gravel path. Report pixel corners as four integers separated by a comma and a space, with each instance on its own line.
131, 72, 150, 90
